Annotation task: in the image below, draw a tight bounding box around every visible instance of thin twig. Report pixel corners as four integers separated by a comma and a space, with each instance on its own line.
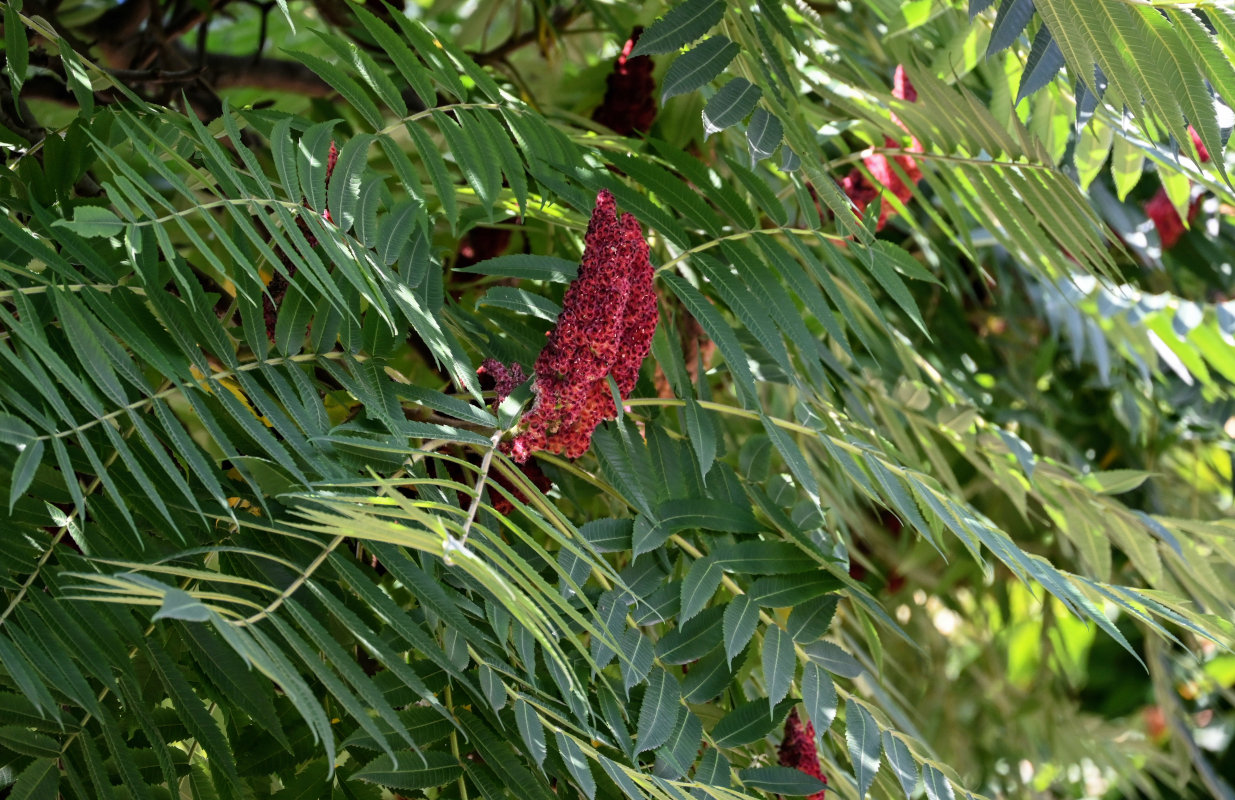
236, 534, 345, 626
458, 430, 505, 546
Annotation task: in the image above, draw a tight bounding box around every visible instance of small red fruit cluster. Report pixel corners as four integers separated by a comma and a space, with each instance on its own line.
593, 28, 657, 136
779, 708, 828, 800
840, 65, 924, 231
1143, 126, 1209, 250
264, 140, 338, 337
493, 189, 656, 462
473, 359, 549, 515
477, 358, 527, 405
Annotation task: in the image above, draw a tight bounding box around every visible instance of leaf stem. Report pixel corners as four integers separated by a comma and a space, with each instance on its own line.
459, 429, 505, 545
653, 226, 847, 275
235, 534, 345, 626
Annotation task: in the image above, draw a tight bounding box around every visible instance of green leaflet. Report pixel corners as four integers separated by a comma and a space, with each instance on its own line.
353, 751, 462, 791
1109, 134, 1145, 202
620, 629, 656, 691
711, 698, 796, 748
287, 49, 384, 129
476, 286, 561, 322
10, 757, 59, 800
846, 698, 882, 798
656, 606, 724, 664
326, 134, 374, 233
739, 766, 828, 796
680, 556, 722, 623
633, 498, 761, 556
654, 706, 702, 779
882, 731, 919, 798
723, 594, 759, 664
661, 36, 741, 103
683, 648, 734, 702
554, 731, 597, 799
787, 595, 839, 642
5, 1, 28, 104
761, 625, 794, 709
803, 640, 863, 678
434, 110, 501, 217
703, 78, 763, 138
636, 668, 681, 753
7, 438, 42, 514
746, 108, 783, 165
750, 573, 845, 607
801, 662, 837, 739
515, 698, 548, 768
54, 206, 124, 239
311, 30, 407, 118
631, 0, 726, 57
923, 765, 958, 800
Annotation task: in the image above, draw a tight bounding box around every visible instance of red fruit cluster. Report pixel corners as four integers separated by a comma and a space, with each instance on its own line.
456, 226, 513, 270
265, 140, 339, 338
779, 708, 827, 800
592, 28, 657, 136
477, 358, 527, 405
508, 189, 657, 462
473, 359, 552, 515
840, 65, 924, 231
1143, 126, 1208, 250
321, 140, 339, 225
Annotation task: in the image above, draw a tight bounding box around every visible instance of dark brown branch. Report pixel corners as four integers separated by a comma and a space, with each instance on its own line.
472, 2, 582, 66
81, 0, 153, 68
0, 80, 45, 145
15, 75, 84, 108
175, 48, 336, 96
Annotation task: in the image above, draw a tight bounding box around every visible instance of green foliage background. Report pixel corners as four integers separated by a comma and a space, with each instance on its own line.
2, 0, 1235, 798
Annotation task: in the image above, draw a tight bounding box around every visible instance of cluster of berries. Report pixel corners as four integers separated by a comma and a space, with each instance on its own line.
592, 28, 657, 136
1143, 127, 1210, 250
840, 66, 923, 232
263, 141, 339, 337
483, 190, 657, 465
779, 708, 828, 799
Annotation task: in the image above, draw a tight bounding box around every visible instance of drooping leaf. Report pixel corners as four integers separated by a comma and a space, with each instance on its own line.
711, 698, 796, 748
882, 731, 919, 799
746, 108, 783, 165
923, 765, 957, 800
9, 757, 59, 800
631, 0, 727, 57
845, 698, 882, 798
703, 79, 763, 138
762, 625, 795, 709
661, 36, 741, 103
636, 668, 680, 753
54, 207, 125, 238
801, 664, 838, 740
987, 0, 1036, 56
515, 698, 548, 768
723, 594, 760, 665
352, 751, 462, 790
5, 1, 29, 104
739, 766, 828, 796
554, 731, 597, 800
1017, 24, 1067, 102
